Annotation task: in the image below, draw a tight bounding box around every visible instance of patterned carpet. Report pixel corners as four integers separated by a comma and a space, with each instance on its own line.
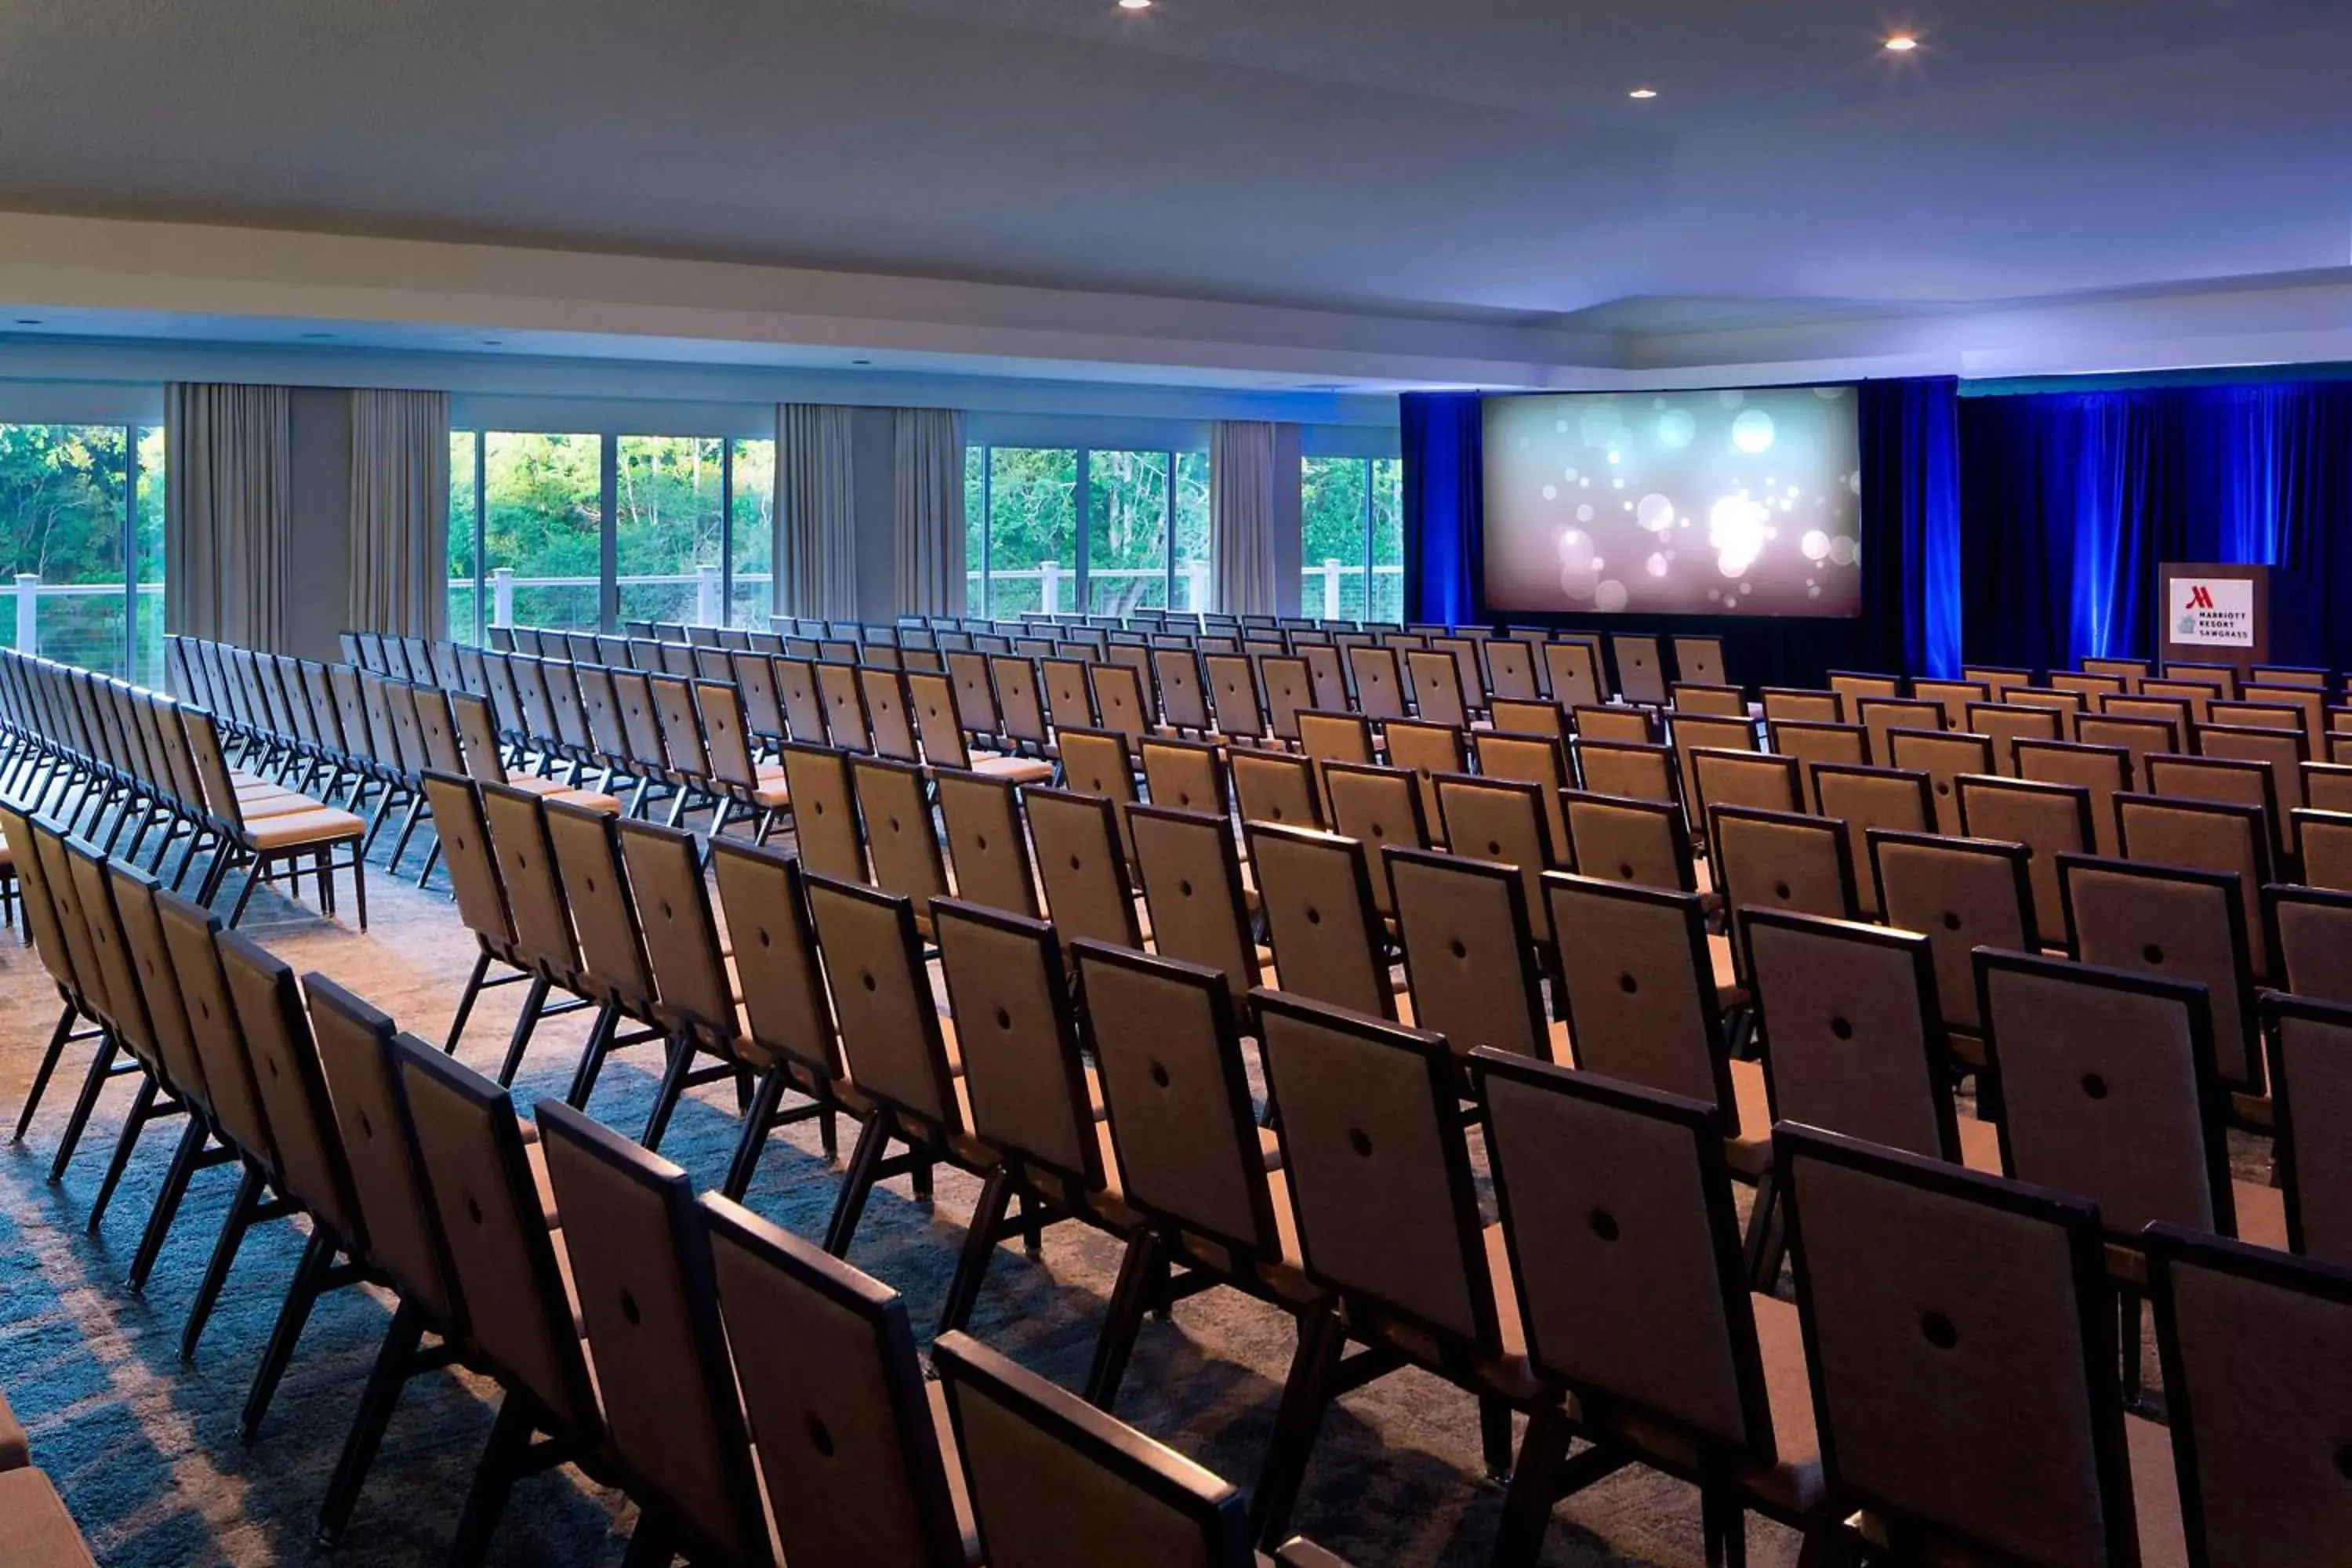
0, 844, 1808, 1567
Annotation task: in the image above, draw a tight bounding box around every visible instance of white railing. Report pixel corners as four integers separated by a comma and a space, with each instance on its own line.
963, 561, 1214, 615
2, 575, 165, 655
477, 566, 776, 627
1305, 560, 1406, 618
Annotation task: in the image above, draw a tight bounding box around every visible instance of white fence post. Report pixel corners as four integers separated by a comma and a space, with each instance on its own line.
492, 567, 515, 628
1186, 561, 1210, 612
1039, 560, 1060, 615
13, 574, 38, 655
696, 564, 723, 626
1322, 559, 1342, 620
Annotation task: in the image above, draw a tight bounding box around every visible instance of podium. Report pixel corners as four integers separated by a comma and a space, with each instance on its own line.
2158, 562, 2267, 676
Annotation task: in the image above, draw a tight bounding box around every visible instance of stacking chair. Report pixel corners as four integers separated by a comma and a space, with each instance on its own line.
707, 839, 853, 1193
184, 706, 368, 927
1690, 749, 1802, 826
860, 665, 924, 764
1668, 712, 1757, 841
1542, 641, 1605, 710
2078, 712, 2176, 788
540, 797, 674, 1110
1319, 761, 1427, 917
1886, 728, 1991, 833
0, 804, 107, 1157
1471, 729, 1572, 866
851, 756, 951, 926
804, 874, 982, 1257
816, 659, 874, 753
1025, 786, 1143, 951
1247, 991, 1550, 1548
1809, 764, 1930, 919
2060, 853, 2264, 1100
1708, 806, 1857, 984
906, 669, 1051, 785
2269, 882, 2352, 1003
27, 825, 140, 1184
1573, 706, 1657, 746
1138, 735, 1229, 820
1744, 909, 1999, 1172
1911, 677, 1988, 730
699, 1194, 974, 1568
779, 741, 867, 882
474, 782, 602, 1088
1381, 717, 1464, 838
1486, 698, 1566, 746
1482, 638, 1540, 703
1870, 829, 2035, 1072
1854, 696, 1945, 770
695, 679, 792, 841
64, 840, 191, 1240
452, 690, 618, 815
1243, 823, 1393, 1018
2261, 993, 2352, 1265
934, 768, 1040, 919
387, 1036, 608, 1566
2303, 759, 2352, 815
1953, 772, 2094, 946
533, 1102, 771, 1566
1388, 848, 1551, 1062
2115, 792, 2273, 982
1559, 789, 1698, 895
216, 932, 375, 1440
991, 654, 1054, 757
1611, 634, 1668, 704
2013, 735, 2130, 856
1403, 648, 1470, 728
1434, 774, 1556, 928
1773, 1123, 2179, 1568
2144, 1225, 2352, 1564
1671, 634, 1728, 689
617, 818, 767, 1154
2198, 721, 2307, 855
1760, 688, 1842, 727
1345, 644, 1407, 720
1230, 747, 1322, 829
1127, 804, 1265, 1011
1058, 725, 1142, 867
1472, 1054, 1827, 1568
775, 656, 833, 745
1761, 723, 1864, 815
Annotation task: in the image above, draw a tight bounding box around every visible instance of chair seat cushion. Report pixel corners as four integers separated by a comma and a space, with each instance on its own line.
0, 1468, 96, 1567
1955, 1114, 2004, 1174
550, 789, 623, 815
971, 752, 1055, 786
0, 1386, 25, 1472
246, 807, 366, 849
2128, 1411, 2188, 1568
1724, 1058, 1776, 1178
503, 775, 571, 797
2232, 1178, 2288, 1250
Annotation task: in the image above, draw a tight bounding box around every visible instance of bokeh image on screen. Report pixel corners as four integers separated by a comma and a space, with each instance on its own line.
1480, 386, 1864, 619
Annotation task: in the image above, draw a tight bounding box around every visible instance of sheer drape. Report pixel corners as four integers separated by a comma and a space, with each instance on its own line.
893, 408, 967, 617
347, 388, 452, 639
776, 404, 859, 620
165, 383, 292, 651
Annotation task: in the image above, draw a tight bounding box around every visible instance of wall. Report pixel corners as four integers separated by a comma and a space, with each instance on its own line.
285, 387, 353, 662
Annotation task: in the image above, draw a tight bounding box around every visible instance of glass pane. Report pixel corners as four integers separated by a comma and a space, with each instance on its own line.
485, 432, 602, 633
1086, 450, 1170, 615
0, 425, 128, 674
729, 437, 775, 630
447, 430, 480, 644
984, 448, 1076, 619
1301, 456, 1370, 622
133, 426, 166, 686
615, 435, 724, 627
964, 447, 985, 615
1172, 451, 1211, 614
1370, 456, 1405, 625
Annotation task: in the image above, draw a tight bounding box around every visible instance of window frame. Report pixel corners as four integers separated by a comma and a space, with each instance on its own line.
968, 443, 1206, 619
0, 421, 157, 680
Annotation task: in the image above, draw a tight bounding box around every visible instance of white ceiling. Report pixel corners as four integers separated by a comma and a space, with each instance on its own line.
0, 0, 2347, 383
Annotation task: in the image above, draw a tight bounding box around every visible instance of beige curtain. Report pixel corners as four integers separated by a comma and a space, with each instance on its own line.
1211, 420, 1286, 615
893, 408, 967, 617
775, 404, 858, 619
347, 388, 452, 639
165, 383, 292, 650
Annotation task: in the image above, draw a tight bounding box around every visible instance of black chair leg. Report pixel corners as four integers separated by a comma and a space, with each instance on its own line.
940, 1167, 1015, 1335
316, 1301, 426, 1545
496, 976, 551, 1087
640, 1036, 699, 1152
1479, 1394, 1517, 1483
1742, 1171, 1786, 1293
564, 1003, 619, 1109
1490, 1402, 1575, 1568
183, 1165, 268, 1361
720, 1068, 789, 1201
445, 952, 492, 1053
1250, 1307, 1347, 1549
822, 1116, 891, 1258
450, 1393, 539, 1568
1084, 1229, 1163, 1411
241, 1227, 340, 1442
129, 1117, 210, 1290
87, 1072, 160, 1233
13, 1002, 79, 1142
50, 1032, 120, 1181
619, 1506, 682, 1568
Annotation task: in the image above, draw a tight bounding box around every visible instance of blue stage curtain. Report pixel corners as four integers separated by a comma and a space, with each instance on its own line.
1858, 376, 1964, 678
1400, 391, 1483, 625
1959, 381, 2352, 672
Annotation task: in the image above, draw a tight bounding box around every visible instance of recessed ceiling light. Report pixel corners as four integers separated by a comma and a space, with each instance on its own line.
299, 331, 336, 340
851, 358, 873, 367
481, 338, 504, 347
1884, 34, 1918, 51
13, 318, 39, 327
1628, 87, 1658, 100
1118, 0, 1151, 9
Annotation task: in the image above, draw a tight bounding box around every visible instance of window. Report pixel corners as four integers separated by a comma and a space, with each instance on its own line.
0, 423, 165, 681
1301, 455, 1404, 624
967, 445, 1210, 618
447, 430, 776, 641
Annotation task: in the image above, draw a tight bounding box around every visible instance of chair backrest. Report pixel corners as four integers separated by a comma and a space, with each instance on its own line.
610, 668, 673, 771
2269, 881, 2352, 1004
774, 656, 832, 743
1809, 763, 1932, 919
2147, 752, 2277, 855
692, 680, 762, 791
66, 837, 154, 1062
706, 838, 843, 1087
1470, 730, 1572, 866
155, 888, 279, 1174
933, 768, 1039, 920
902, 670, 973, 770
933, 899, 1102, 1188
1207, 654, 1269, 740
1543, 873, 1733, 1128
778, 743, 867, 883
1138, 735, 1228, 820
449, 691, 511, 786
1272, 652, 1332, 736
1058, 726, 1140, 868
1243, 823, 1392, 1019
1319, 761, 1426, 916
2078, 712, 2175, 787
543, 797, 656, 1013
1431, 773, 1552, 924
106, 862, 208, 1123
1610, 634, 1666, 705
1473, 1053, 1771, 1458
859, 666, 921, 763
1761, 688, 1843, 727
1857, 696, 1945, 768
990, 655, 1049, 748
2115, 791, 2272, 982
1229, 747, 1320, 831
1483, 637, 1539, 702
2061, 851, 2258, 1090
1760, 721, 1866, 814
478, 781, 582, 978
1381, 717, 1462, 837
305, 978, 452, 1323
1073, 942, 1283, 1260
1254, 991, 1498, 1351
390, 1034, 599, 1432
1911, 678, 1989, 731
1559, 788, 1695, 894
1870, 830, 2034, 1034
1951, 772, 2091, 944
934, 1330, 1255, 1568
851, 756, 950, 922
1671, 683, 1748, 720
700, 1194, 969, 1568
1024, 786, 1142, 951
1746, 909, 1958, 1162
2013, 735, 2130, 857
534, 1102, 768, 1563
1690, 747, 1802, 826
1403, 648, 1468, 728
804, 873, 960, 1131
1388, 848, 1548, 1062
1573, 705, 1657, 746
2310, 803, 2352, 888
618, 818, 737, 1041
1977, 946, 2234, 1240
2262, 993, 2352, 1267
1542, 641, 1605, 710
217, 930, 365, 1247
815, 661, 873, 753
1886, 728, 1992, 834
2198, 723, 2306, 853
1671, 635, 1728, 690
1776, 1124, 2135, 1567
730, 649, 786, 741
1710, 804, 1857, 980
1127, 804, 1261, 1009
1346, 645, 1406, 720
